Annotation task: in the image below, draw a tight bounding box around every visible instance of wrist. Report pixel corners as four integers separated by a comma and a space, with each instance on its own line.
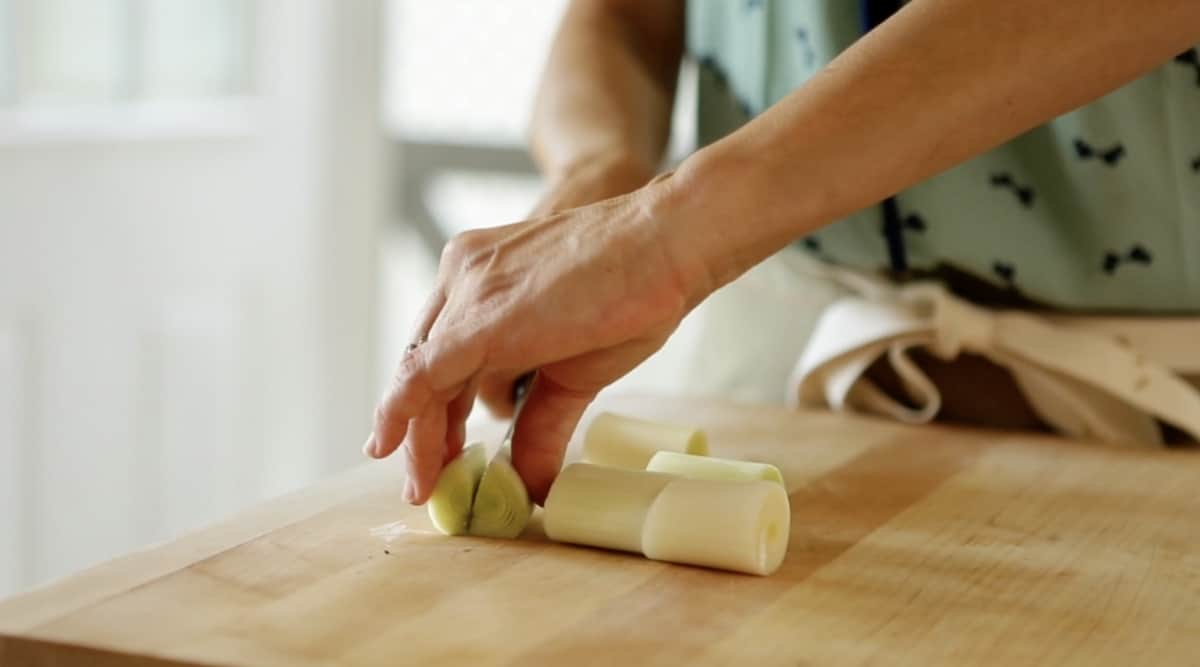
639, 141, 830, 307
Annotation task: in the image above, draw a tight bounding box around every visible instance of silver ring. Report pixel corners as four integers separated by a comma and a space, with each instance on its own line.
405, 337, 426, 355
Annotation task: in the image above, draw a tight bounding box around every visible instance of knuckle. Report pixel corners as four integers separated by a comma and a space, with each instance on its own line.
396, 348, 441, 400
439, 240, 462, 267
373, 402, 392, 426
378, 357, 429, 422
439, 237, 461, 264
480, 378, 504, 401
446, 231, 505, 280
462, 247, 497, 276
398, 346, 427, 380
481, 395, 514, 418
401, 437, 418, 464
441, 230, 486, 265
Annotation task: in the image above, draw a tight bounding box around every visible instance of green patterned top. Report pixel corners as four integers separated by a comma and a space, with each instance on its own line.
687, 0, 1200, 313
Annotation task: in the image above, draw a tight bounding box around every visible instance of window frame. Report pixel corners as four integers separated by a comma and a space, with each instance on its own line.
0, 0, 258, 143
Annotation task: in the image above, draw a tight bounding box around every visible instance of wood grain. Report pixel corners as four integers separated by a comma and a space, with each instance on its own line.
1, 396, 1198, 666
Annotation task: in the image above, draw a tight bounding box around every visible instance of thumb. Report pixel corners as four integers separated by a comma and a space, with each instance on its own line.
510, 373, 595, 505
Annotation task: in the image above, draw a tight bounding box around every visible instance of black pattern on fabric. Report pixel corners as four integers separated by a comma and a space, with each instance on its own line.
989, 173, 1036, 207
1176, 48, 1200, 86
901, 213, 927, 233
992, 261, 1016, 285
794, 27, 816, 67
697, 54, 755, 119
697, 55, 729, 86
800, 236, 839, 264
863, 0, 911, 274
693, 5, 1198, 309
880, 199, 926, 274
860, 0, 904, 33
1074, 139, 1126, 166
1102, 244, 1154, 275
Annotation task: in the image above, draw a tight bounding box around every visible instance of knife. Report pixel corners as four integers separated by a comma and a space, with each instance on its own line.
502, 372, 535, 447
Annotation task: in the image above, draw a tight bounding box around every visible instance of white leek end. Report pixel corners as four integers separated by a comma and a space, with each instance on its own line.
642, 479, 790, 576
542, 463, 675, 553
582, 412, 708, 469
543, 463, 791, 576
646, 451, 784, 485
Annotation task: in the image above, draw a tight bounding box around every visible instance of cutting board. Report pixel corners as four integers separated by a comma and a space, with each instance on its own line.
2, 396, 1199, 666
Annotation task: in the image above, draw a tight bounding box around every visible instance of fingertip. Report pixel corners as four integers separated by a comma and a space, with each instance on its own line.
372, 406, 411, 460
403, 406, 448, 506
513, 444, 564, 506
373, 430, 405, 458
408, 477, 434, 505
525, 472, 554, 507
371, 347, 441, 460
510, 375, 594, 507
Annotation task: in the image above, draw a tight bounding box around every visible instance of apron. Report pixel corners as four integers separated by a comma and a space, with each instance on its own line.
789, 264, 1200, 447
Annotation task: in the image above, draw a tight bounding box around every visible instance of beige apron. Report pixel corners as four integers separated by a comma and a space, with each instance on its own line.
789, 267, 1200, 447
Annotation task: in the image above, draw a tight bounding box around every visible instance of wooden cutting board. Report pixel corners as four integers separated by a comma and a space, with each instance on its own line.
2, 396, 1199, 666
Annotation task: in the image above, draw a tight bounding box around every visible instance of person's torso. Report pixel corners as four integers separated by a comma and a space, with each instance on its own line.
687, 0, 1200, 314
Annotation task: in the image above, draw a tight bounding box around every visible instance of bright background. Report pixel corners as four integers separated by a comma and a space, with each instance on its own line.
0, 0, 828, 598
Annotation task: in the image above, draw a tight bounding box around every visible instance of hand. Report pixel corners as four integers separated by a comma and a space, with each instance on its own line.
478, 152, 657, 418
364, 169, 709, 505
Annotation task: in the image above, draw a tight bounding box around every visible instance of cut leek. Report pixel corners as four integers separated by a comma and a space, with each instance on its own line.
542, 463, 675, 552
646, 451, 784, 485
542, 463, 791, 576
468, 447, 533, 539
582, 412, 708, 469
641, 478, 790, 576
426, 442, 487, 535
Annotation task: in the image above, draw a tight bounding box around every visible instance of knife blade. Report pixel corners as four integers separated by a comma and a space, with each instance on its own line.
502, 372, 534, 447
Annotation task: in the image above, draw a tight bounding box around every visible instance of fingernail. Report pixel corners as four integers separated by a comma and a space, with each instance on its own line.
403, 480, 416, 504
362, 433, 377, 458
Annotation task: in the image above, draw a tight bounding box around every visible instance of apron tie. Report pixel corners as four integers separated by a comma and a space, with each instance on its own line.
789, 281, 1200, 447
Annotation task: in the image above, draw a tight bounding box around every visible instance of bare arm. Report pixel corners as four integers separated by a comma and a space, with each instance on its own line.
663, 0, 1200, 294
371, 0, 1200, 505
474, 1, 685, 416
528, 0, 684, 183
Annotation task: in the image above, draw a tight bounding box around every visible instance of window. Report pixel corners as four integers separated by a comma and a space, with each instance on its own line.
385, 0, 565, 246
384, 0, 696, 247
384, 0, 567, 146
0, 0, 254, 140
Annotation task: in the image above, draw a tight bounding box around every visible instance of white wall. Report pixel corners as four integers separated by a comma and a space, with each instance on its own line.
0, 0, 386, 596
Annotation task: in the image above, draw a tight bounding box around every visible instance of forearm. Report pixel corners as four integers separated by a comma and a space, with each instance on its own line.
660, 0, 1200, 294
529, 0, 684, 183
